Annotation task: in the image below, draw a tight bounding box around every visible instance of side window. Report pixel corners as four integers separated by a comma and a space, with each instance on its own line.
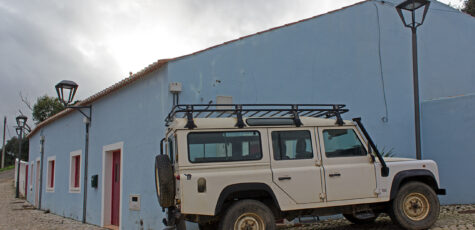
271, 130, 313, 160
323, 129, 367, 158
188, 131, 262, 163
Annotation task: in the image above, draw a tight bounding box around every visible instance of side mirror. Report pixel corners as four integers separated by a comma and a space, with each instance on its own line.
381, 167, 389, 177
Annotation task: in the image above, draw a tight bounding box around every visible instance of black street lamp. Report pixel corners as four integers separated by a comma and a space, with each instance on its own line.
15, 115, 28, 198
55, 80, 78, 106
396, 0, 430, 160
55, 80, 91, 223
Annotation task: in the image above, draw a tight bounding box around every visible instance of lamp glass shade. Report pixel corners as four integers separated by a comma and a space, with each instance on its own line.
15, 115, 27, 127
55, 80, 78, 106
397, 0, 429, 11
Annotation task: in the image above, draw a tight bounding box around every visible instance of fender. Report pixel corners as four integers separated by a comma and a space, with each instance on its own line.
215, 183, 281, 215
390, 169, 446, 200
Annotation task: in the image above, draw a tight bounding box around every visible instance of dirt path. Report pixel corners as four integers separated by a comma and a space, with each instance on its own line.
0, 168, 104, 230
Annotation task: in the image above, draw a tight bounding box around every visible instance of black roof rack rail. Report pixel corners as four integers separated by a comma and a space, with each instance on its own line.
165, 104, 349, 129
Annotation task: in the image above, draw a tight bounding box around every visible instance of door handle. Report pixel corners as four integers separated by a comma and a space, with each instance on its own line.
329, 173, 341, 177
278, 176, 291, 181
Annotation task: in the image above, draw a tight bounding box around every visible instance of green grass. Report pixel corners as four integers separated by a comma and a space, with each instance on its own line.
0, 165, 14, 172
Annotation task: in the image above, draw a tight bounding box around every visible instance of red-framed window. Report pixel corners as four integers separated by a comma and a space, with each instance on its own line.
47, 158, 55, 191
69, 151, 81, 192
72, 155, 81, 189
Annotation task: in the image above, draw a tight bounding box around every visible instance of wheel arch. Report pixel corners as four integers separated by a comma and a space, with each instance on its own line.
390, 169, 445, 200
215, 183, 281, 215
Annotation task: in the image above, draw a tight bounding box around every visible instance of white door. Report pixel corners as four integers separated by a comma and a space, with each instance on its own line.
269, 128, 324, 204
318, 126, 377, 202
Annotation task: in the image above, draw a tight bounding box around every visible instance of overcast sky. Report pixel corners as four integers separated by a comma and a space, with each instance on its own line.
0, 0, 464, 137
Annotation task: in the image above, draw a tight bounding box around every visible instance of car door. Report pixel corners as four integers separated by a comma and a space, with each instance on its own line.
269, 128, 324, 204
318, 126, 377, 202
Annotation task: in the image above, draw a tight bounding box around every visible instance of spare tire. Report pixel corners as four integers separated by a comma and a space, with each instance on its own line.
155, 154, 175, 208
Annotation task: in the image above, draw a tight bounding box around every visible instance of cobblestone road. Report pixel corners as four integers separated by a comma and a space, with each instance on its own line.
1, 168, 474, 230
279, 205, 475, 230
0, 169, 104, 230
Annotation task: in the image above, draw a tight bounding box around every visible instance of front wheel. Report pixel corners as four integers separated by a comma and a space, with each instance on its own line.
390, 181, 440, 230
219, 200, 276, 230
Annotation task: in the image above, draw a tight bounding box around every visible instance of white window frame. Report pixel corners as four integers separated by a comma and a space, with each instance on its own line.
46, 156, 56, 192
69, 150, 82, 193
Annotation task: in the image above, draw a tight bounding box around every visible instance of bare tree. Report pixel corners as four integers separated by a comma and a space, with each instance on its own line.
19, 91, 33, 112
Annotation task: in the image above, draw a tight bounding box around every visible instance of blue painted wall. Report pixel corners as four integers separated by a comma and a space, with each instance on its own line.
168, 0, 475, 158
167, 0, 475, 203
27, 111, 87, 220
422, 94, 475, 204
27, 1, 475, 229
28, 66, 170, 229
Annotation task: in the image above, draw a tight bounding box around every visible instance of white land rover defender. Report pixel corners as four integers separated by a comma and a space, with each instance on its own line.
155, 104, 446, 230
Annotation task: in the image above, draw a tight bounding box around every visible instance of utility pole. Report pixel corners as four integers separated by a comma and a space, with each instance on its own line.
2, 117, 6, 168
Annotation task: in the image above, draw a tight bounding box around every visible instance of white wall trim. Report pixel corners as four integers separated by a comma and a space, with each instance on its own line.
29, 161, 34, 191
69, 150, 82, 193
101, 141, 124, 229
46, 156, 56, 193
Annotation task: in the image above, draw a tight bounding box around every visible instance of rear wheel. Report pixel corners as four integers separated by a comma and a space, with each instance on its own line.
390, 181, 440, 230
219, 200, 276, 230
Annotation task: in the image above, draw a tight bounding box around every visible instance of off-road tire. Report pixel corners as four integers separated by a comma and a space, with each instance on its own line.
390, 181, 440, 230
155, 154, 175, 208
219, 199, 276, 230
343, 212, 379, 224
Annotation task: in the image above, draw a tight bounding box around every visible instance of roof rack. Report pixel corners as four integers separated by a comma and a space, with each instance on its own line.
166, 104, 349, 129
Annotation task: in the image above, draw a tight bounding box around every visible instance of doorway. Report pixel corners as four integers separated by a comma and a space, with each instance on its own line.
25, 165, 28, 199
35, 160, 40, 207
111, 151, 121, 226
101, 142, 123, 229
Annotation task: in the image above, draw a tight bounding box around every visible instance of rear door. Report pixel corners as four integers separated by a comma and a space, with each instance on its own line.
269, 128, 324, 204
318, 126, 377, 202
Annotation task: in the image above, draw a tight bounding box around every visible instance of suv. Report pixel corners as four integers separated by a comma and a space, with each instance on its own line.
155, 104, 446, 230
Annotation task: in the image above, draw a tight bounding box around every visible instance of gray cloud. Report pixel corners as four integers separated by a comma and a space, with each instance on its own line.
5, 0, 424, 133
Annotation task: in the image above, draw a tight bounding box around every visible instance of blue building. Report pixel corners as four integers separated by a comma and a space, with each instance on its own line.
26, 1, 475, 229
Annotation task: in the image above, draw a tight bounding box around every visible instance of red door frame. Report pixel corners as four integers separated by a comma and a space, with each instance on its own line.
111, 151, 121, 226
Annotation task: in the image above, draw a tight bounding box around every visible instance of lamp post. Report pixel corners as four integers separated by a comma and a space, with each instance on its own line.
55, 80, 91, 223
396, 0, 430, 160
15, 115, 28, 198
